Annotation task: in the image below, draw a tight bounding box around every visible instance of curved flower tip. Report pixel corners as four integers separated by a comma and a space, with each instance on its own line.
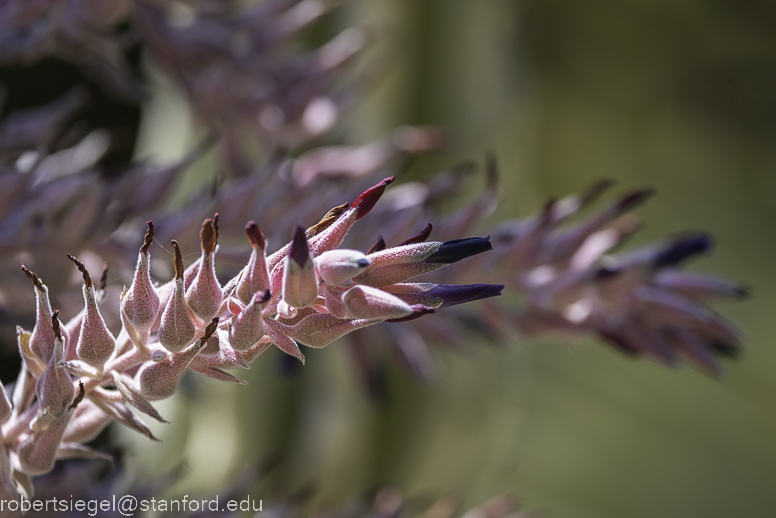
430, 283, 504, 308
398, 223, 433, 246
353, 176, 395, 219
422, 236, 492, 264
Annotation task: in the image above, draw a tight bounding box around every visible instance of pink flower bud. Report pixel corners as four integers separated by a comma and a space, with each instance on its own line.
17, 412, 69, 476
228, 290, 270, 351
33, 312, 75, 430
186, 218, 223, 322
137, 318, 219, 400
21, 266, 57, 364
157, 241, 197, 353
282, 225, 318, 308
69, 255, 116, 370
120, 221, 161, 347
316, 249, 371, 285
342, 285, 413, 320
235, 221, 270, 304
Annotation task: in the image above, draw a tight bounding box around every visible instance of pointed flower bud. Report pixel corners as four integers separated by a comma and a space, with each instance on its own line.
120, 221, 161, 347
282, 225, 318, 308
186, 218, 223, 322
342, 285, 413, 320
229, 290, 270, 351
33, 311, 75, 429
138, 318, 219, 400
421, 236, 492, 264
17, 412, 70, 476
69, 254, 116, 370
316, 249, 371, 286
21, 266, 57, 364
158, 241, 197, 353
398, 223, 433, 246
384, 283, 504, 308
235, 221, 270, 304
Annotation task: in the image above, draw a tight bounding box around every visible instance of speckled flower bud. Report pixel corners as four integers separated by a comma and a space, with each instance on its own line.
316, 249, 371, 286
120, 221, 161, 347
228, 290, 270, 351
137, 318, 219, 400
186, 217, 223, 322
33, 312, 74, 430
235, 221, 270, 305
342, 285, 413, 320
17, 412, 69, 476
69, 255, 116, 370
158, 241, 197, 353
282, 225, 318, 308
21, 266, 57, 364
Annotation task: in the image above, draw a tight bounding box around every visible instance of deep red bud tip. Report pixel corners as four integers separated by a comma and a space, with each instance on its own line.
200, 219, 217, 254
353, 177, 395, 220
289, 225, 310, 266
245, 221, 265, 249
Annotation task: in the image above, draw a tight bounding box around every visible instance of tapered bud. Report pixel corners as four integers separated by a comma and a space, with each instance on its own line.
229, 290, 270, 351
352, 176, 394, 220
17, 413, 69, 476
236, 221, 270, 304
282, 225, 318, 308
158, 241, 197, 353
653, 232, 712, 269
69, 255, 115, 370
398, 223, 433, 246
120, 222, 160, 347
33, 311, 74, 429
21, 266, 57, 364
138, 318, 219, 400
422, 236, 492, 264
384, 283, 504, 308
316, 249, 371, 285
343, 285, 414, 320
186, 218, 222, 322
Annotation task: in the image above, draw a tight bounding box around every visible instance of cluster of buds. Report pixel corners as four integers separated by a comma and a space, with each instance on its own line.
0, 178, 502, 496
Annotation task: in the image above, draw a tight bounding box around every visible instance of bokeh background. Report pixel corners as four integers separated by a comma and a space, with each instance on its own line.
4, 1, 776, 517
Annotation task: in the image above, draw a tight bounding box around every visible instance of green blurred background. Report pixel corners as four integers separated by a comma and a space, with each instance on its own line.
125, 1, 776, 517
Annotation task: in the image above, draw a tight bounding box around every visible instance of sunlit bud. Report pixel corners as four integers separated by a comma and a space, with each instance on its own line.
33, 312, 75, 430
21, 266, 57, 364
383, 283, 504, 308
316, 249, 371, 286
138, 318, 219, 400
120, 221, 160, 347
235, 221, 270, 305
158, 241, 197, 353
342, 285, 413, 320
229, 290, 270, 351
69, 254, 116, 370
282, 225, 318, 308
186, 217, 222, 322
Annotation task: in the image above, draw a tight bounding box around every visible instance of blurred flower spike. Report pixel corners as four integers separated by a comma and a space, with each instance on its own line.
0, 177, 502, 495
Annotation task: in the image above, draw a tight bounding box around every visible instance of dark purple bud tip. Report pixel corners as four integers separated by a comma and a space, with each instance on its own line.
654, 232, 712, 269
245, 221, 266, 250
353, 177, 395, 220
710, 341, 741, 359
386, 305, 436, 323
616, 188, 655, 212
430, 284, 504, 308
367, 235, 387, 254
398, 223, 433, 246
423, 236, 493, 264
289, 225, 310, 266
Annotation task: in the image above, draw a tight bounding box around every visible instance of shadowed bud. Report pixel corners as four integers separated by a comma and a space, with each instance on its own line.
352, 176, 394, 220
316, 249, 371, 285
282, 225, 318, 308
120, 221, 161, 347
236, 221, 270, 304
17, 413, 70, 476
422, 236, 493, 264
0, 381, 11, 424
186, 219, 223, 321
138, 318, 219, 400
367, 235, 386, 254
62, 399, 111, 444
654, 232, 712, 269
229, 290, 270, 351
158, 241, 197, 353
33, 311, 75, 429
398, 223, 433, 246
21, 266, 57, 364
69, 255, 115, 370
343, 285, 414, 320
